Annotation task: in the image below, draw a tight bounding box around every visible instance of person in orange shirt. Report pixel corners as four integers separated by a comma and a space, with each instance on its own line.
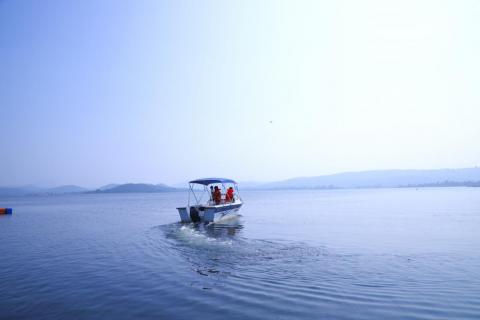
226, 187, 234, 203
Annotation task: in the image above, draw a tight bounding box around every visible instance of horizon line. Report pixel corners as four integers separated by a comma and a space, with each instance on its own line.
1, 166, 479, 189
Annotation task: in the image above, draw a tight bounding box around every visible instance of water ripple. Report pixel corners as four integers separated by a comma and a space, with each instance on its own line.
139, 220, 480, 320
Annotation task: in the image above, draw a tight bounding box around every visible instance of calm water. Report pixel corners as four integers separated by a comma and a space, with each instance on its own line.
1, 188, 480, 320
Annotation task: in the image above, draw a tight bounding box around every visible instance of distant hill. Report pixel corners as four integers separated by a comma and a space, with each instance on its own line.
0, 185, 88, 196
0, 182, 178, 196
0, 185, 45, 196
46, 185, 89, 194
93, 183, 177, 193
98, 183, 120, 191
253, 168, 480, 190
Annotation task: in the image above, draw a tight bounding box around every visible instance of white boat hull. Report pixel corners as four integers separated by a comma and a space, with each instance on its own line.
177, 202, 242, 223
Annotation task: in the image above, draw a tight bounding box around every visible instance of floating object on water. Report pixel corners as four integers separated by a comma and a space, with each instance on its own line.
177, 178, 243, 223
0, 208, 13, 215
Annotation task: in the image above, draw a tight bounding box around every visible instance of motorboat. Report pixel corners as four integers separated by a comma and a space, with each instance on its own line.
177, 178, 243, 223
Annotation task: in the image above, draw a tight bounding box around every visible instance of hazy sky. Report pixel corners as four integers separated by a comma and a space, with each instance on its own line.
1, 0, 479, 187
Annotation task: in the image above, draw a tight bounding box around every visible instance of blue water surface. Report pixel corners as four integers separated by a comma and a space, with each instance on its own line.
1, 188, 479, 320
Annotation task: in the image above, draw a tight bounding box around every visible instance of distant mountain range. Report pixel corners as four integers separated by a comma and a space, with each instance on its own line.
91, 183, 177, 193
251, 167, 480, 190
0, 185, 89, 197
1, 167, 480, 196
0, 183, 176, 196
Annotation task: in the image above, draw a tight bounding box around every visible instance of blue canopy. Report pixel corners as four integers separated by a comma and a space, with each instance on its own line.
189, 178, 237, 185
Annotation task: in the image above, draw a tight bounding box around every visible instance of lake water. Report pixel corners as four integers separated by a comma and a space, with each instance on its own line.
1, 188, 480, 319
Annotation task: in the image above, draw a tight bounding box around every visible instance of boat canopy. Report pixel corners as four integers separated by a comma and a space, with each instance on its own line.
189, 178, 237, 185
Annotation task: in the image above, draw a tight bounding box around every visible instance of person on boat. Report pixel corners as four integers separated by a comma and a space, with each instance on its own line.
225, 188, 232, 202
210, 186, 215, 203
213, 186, 222, 204
226, 187, 234, 202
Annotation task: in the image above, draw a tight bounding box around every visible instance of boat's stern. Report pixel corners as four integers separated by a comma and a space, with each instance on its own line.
203, 201, 243, 223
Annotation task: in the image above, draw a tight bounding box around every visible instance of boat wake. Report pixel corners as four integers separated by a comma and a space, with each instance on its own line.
145, 220, 327, 289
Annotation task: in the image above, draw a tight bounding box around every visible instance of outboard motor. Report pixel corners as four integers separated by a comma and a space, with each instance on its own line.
189, 207, 201, 222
